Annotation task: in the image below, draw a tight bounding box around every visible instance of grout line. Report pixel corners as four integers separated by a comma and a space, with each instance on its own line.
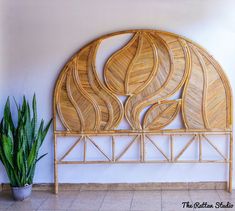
188, 189, 194, 211
129, 190, 135, 211
191, 189, 194, 211
66, 193, 78, 210
215, 189, 228, 211
216, 189, 223, 202
216, 189, 227, 211
6, 201, 15, 210
36, 196, 50, 210
36, 197, 49, 211
6, 203, 13, 210
98, 190, 108, 211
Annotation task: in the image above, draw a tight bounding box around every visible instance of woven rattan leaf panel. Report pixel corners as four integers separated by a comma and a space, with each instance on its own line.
54, 30, 232, 132
53, 29, 233, 194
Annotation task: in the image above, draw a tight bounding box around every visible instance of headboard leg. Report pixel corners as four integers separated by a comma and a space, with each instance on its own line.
228, 132, 233, 193
54, 133, 59, 194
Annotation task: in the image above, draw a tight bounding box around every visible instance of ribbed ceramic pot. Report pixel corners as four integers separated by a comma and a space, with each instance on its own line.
11, 184, 32, 201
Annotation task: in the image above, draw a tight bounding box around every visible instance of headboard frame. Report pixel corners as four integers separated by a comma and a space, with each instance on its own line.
53, 29, 233, 193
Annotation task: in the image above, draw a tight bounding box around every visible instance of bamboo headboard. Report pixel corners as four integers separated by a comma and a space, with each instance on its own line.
53, 29, 233, 193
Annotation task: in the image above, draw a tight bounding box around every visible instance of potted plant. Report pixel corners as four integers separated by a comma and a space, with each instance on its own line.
0, 95, 52, 200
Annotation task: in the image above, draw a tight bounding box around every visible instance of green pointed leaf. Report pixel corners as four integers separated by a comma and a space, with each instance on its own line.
31, 94, 37, 138
2, 135, 14, 169
41, 119, 52, 144
36, 153, 47, 163
27, 141, 37, 170
3, 98, 15, 133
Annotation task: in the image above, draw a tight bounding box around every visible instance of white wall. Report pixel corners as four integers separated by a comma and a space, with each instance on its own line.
0, 0, 235, 186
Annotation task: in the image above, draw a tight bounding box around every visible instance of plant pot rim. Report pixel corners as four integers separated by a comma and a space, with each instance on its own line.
11, 184, 32, 189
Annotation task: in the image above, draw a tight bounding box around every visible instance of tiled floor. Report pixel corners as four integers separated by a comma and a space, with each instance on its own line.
0, 189, 235, 211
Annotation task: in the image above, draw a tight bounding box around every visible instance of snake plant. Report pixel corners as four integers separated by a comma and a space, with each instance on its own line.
0, 95, 52, 187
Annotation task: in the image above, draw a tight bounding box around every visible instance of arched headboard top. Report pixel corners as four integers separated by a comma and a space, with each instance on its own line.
52, 29, 233, 194
53, 29, 232, 133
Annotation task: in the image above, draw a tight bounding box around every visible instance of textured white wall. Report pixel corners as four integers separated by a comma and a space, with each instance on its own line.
0, 0, 235, 186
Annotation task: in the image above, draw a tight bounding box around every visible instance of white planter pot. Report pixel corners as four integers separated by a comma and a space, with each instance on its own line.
11, 184, 32, 201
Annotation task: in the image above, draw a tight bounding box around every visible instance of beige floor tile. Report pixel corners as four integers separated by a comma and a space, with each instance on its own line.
0, 191, 43, 210
0, 192, 14, 209
0, 189, 233, 211
37, 210, 55, 211
37, 209, 56, 211
75, 190, 107, 199
7, 209, 37, 211
68, 209, 99, 211
69, 191, 106, 210
162, 190, 190, 204
31, 191, 55, 199
133, 191, 161, 198
52, 191, 79, 200
0, 201, 14, 210
162, 201, 193, 211
32, 190, 79, 200
189, 190, 220, 200
103, 190, 133, 199
162, 190, 190, 198
7, 198, 44, 210
99, 190, 133, 211
162, 191, 192, 211
39, 197, 74, 210
0, 196, 14, 210
131, 191, 161, 211
216, 190, 235, 211
217, 190, 235, 200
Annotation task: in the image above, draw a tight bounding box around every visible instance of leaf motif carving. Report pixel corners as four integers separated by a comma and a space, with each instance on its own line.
182, 44, 231, 129
54, 29, 232, 132
143, 100, 181, 130
61, 60, 100, 131
104, 32, 158, 95
55, 41, 124, 132
125, 32, 190, 130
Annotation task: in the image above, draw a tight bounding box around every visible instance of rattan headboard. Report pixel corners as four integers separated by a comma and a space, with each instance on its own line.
53, 29, 233, 193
